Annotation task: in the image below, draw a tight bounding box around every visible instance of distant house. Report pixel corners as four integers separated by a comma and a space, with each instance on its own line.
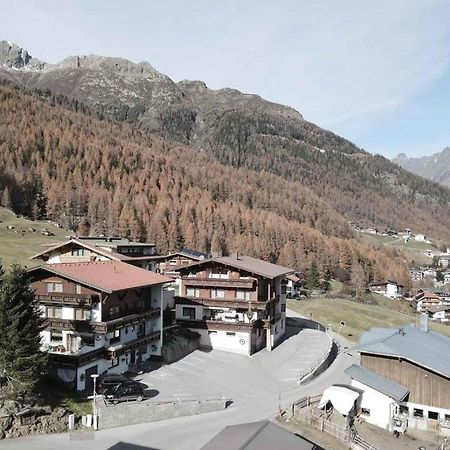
368, 280, 404, 299
285, 273, 302, 298
152, 249, 209, 278
444, 273, 450, 284
423, 268, 437, 279
200, 420, 323, 450
438, 254, 450, 269
414, 291, 442, 312
424, 305, 450, 322
410, 268, 424, 281
414, 234, 427, 242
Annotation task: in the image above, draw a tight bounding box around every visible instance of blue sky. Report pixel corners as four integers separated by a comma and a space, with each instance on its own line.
1, 0, 450, 158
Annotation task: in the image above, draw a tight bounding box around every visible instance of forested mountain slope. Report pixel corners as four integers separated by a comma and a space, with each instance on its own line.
1, 41, 450, 237
0, 82, 410, 285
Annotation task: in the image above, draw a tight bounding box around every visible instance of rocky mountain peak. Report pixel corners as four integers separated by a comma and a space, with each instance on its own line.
0, 41, 46, 70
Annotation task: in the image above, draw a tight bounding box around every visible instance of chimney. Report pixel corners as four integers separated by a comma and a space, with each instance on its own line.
420, 312, 429, 333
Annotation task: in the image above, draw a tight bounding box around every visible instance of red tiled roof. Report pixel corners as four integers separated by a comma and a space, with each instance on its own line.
28, 261, 173, 293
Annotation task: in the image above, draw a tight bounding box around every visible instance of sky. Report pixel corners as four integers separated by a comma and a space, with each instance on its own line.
1, 0, 450, 158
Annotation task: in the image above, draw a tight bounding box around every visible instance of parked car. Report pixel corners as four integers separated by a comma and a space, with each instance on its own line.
97, 374, 129, 394
104, 381, 145, 404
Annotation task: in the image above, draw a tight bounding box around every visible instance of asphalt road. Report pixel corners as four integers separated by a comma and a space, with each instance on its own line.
2, 310, 358, 450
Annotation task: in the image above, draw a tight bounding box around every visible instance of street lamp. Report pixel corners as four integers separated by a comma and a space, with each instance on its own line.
91, 374, 99, 430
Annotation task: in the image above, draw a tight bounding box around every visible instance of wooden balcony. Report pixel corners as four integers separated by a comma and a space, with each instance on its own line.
49, 346, 105, 368
36, 293, 99, 306
44, 308, 161, 334
107, 331, 161, 358
182, 277, 255, 289
177, 318, 262, 332
175, 296, 278, 311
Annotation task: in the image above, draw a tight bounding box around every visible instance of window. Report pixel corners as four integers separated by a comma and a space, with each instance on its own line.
80, 334, 94, 347
110, 329, 120, 344
71, 248, 85, 257
235, 290, 250, 301
47, 306, 62, 318
46, 282, 63, 293
74, 309, 84, 320
211, 289, 225, 299
208, 330, 217, 335
399, 405, 409, 415
281, 285, 287, 294
186, 287, 200, 298
226, 332, 235, 336
169, 259, 178, 266
361, 408, 371, 416
50, 331, 63, 343
110, 357, 119, 367
182, 307, 196, 319
428, 411, 439, 420
211, 267, 229, 279
445, 414, 450, 422
413, 408, 424, 418
109, 306, 120, 319
75, 284, 82, 294
281, 304, 286, 312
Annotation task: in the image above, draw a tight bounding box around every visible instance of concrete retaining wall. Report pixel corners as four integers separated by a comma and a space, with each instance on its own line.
98, 398, 227, 429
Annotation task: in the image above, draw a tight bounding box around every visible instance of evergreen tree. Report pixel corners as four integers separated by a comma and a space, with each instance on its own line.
306, 262, 321, 290
0, 265, 47, 393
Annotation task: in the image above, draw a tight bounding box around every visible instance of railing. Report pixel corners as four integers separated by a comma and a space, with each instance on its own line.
44, 308, 161, 334
182, 277, 255, 288
107, 331, 161, 358
175, 295, 277, 311
177, 318, 261, 332
36, 293, 98, 306
49, 346, 105, 367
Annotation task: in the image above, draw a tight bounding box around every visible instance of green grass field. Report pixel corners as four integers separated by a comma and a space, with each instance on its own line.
288, 297, 450, 342
358, 232, 437, 266
0, 207, 66, 268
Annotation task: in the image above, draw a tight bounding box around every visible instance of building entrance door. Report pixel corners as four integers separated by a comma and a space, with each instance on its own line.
84, 365, 98, 393
130, 350, 136, 364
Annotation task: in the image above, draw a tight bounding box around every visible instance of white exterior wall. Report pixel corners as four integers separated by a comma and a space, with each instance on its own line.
402, 401, 450, 433
351, 379, 397, 430
196, 329, 252, 355
386, 283, 399, 298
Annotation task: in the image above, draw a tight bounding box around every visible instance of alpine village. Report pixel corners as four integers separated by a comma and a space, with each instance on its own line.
1, 5, 450, 450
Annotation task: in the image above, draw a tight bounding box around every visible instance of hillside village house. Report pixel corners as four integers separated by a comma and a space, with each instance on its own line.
347, 321, 450, 435
410, 268, 424, 281
28, 261, 172, 391
285, 273, 302, 298
31, 236, 158, 271
414, 291, 442, 312
438, 254, 450, 269
368, 280, 404, 299
152, 249, 209, 278
424, 305, 450, 323
174, 255, 293, 356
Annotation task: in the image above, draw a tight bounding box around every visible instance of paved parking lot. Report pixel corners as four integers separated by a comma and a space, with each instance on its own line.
135, 326, 332, 403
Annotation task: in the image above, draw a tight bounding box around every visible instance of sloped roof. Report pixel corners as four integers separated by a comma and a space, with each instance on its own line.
30, 238, 130, 262
180, 255, 293, 279
200, 420, 322, 450
425, 305, 450, 314
357, 325, 450, 379
345, 364, 409, 401
28, 261, 173, 293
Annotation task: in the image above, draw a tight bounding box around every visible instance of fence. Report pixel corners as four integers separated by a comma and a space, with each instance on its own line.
285, 396, 380, 450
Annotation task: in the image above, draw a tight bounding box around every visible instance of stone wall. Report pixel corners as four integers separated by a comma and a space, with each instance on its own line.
98, 398, 227, 429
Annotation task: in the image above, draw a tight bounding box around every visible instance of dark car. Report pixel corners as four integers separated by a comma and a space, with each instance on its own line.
97, 374, 129, 394
104, 381, 145, 404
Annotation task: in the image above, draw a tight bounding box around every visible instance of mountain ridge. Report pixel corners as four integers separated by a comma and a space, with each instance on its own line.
2, 40, 450, 242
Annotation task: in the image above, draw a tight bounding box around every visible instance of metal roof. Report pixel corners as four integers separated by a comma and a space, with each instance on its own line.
200, 420, 322, 450
357, 325, 450, 379
345, 364, 409, 401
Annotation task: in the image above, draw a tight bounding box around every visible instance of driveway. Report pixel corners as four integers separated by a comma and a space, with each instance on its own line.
2, 310, 358, 450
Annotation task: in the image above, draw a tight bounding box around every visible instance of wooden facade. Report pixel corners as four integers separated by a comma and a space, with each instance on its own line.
361, 353, 450, 409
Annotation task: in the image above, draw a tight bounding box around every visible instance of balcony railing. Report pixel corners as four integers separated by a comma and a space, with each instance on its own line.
44, 308, 161, 334
177, 318, 262, 332
49, 346, 105, 367
106, 331, 161, 358
36, 293, 99, 306
182, 277, 255, 289
175, 295, 279, 311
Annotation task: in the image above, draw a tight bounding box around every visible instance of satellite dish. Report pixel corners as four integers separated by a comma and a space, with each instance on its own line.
340, 321, 346, 327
